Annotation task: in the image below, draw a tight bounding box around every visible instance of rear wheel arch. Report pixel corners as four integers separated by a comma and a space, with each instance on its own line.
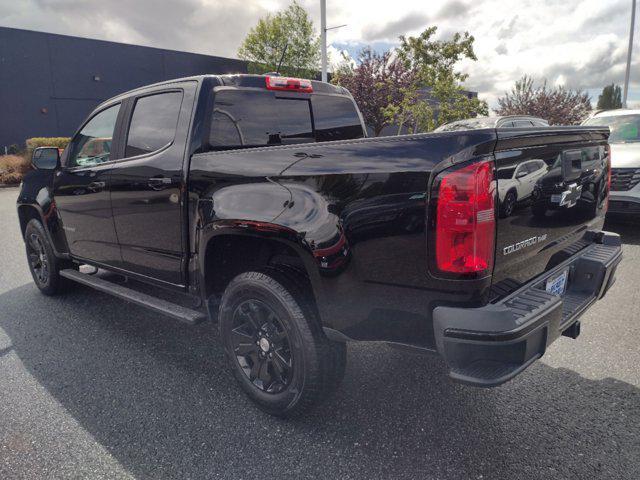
201, 231, 324, 324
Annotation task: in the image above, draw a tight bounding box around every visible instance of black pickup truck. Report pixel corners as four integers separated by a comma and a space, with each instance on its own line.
18, 74, 622, 417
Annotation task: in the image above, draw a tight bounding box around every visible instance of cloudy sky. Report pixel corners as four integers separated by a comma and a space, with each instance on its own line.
1, 0, 638, 108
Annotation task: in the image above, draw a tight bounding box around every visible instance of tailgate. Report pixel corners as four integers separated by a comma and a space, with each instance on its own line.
492, 126, 611, 289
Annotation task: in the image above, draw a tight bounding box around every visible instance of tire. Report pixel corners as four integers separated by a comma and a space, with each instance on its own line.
500, 190, 517, 218
24, 219, 72, 296
269, 264, 347, 393
219, 269, 344, 417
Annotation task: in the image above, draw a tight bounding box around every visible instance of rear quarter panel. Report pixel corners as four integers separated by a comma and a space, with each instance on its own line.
189, 131, 495, 347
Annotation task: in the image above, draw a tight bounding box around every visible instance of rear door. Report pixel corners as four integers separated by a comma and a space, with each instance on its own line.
109, 82, 197, 286
492, 128, 610, 287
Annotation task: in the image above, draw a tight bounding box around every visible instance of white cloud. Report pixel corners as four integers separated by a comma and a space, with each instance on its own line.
1, 0, 638, 107
327, 45, 356, 71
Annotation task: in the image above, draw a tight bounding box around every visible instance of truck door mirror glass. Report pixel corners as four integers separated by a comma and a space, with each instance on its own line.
32, 147, 60, 170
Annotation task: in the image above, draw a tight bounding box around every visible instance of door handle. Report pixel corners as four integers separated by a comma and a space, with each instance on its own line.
148, 176, 172, 190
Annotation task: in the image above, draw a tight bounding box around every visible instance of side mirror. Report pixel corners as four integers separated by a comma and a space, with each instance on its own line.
32, 147, 60, 170
516, 170, 528, 179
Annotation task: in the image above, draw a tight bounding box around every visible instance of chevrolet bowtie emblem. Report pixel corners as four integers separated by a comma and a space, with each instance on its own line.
552, 183, 583, 208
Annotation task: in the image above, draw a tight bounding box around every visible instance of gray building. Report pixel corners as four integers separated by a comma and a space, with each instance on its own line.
0, 26, 248, 150
0, 26, 479, 150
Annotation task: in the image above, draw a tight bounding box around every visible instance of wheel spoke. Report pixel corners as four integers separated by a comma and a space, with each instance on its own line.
230, 299, 293, 393
257, 359, 272, 389
272, 351, 291, 376
28, 235, 40, 253
241, 302, 263, 330
230, 326, 253, 343
235, 341, 257, 356
270, 330, 287, 346
249, 354, 262, 381
270, 360, 285, 385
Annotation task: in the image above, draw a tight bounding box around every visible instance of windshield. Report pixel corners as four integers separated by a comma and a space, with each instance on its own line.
583, 114, 640, 144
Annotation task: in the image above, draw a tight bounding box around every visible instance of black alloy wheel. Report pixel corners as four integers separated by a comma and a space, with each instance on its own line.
230, 299, 293, 393
24, 218, 72, 295
219, 269, 346, 417
27, 233, 50, 285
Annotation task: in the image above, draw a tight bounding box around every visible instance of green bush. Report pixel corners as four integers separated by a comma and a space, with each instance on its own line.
25, 137, 71, 159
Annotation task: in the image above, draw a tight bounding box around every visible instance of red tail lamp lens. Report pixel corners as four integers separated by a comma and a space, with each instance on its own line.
435, 160, 496, 275
265, 76, 313, 93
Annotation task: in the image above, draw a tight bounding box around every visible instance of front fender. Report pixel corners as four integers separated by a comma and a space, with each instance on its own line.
17, 169, 69, 257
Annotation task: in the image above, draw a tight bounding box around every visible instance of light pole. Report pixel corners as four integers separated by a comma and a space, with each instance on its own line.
623, 0, 636, 108
321, 0, 327, 82
320, 0, 346, 82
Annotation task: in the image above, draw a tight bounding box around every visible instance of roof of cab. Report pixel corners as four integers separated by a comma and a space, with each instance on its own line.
96, 74, 349, 110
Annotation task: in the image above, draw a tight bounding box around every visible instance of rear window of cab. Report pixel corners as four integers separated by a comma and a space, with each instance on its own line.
209, 89, 364, 150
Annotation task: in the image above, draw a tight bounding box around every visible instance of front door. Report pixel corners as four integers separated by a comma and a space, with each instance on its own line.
109, 85, 193, 286
53, 102, 123, 265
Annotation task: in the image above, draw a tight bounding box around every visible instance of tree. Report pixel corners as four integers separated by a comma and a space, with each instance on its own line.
597, 84, 623, 110
390, 27, 489, 133
331, 48, 415, 136
495, 75, 592, 125
238, 1, 320, 78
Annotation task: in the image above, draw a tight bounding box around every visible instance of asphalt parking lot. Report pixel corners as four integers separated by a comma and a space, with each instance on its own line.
0, 186, 639, 480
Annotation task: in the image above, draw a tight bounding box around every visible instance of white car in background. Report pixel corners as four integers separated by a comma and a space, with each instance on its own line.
582, 109, 640, 217
497, 159, 549, 217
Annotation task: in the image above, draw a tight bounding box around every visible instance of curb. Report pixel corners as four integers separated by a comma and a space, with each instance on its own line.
0, 184, 19, 189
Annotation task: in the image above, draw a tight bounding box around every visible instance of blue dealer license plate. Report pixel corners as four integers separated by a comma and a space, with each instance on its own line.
546, 269, 569, 296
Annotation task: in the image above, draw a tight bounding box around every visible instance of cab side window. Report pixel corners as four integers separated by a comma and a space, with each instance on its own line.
67, 104, 120, 168
125, 91, 183, 158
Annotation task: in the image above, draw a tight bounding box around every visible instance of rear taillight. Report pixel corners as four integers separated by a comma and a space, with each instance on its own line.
265, 76, 313, 93
435, 159, 496, 275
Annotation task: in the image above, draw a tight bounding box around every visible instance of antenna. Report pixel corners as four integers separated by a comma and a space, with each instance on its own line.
276, 43, 289, 75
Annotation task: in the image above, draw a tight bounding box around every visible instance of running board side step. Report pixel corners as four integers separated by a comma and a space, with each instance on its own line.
59, 269, 208, 325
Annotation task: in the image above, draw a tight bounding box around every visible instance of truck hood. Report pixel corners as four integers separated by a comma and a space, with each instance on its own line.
610, 142, 640, 168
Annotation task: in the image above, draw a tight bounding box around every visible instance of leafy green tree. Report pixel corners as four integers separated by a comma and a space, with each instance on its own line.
238, 1, 320, 78
390, 26, 489, 132
597, 84, 623, 110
